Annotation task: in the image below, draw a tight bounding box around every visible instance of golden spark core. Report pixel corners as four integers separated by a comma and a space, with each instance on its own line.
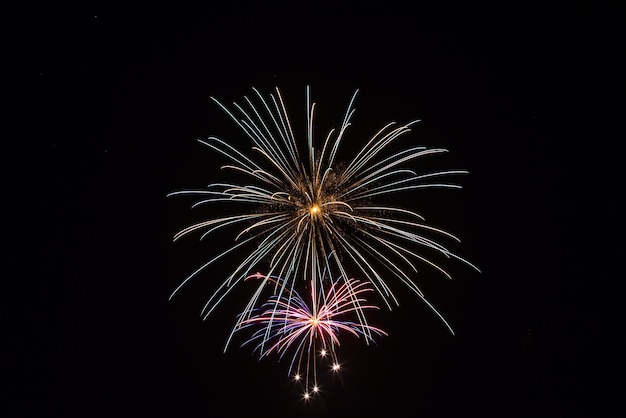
309, 204, 321, 216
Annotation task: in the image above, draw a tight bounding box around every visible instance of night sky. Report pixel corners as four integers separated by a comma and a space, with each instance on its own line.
22, 3, 622, 417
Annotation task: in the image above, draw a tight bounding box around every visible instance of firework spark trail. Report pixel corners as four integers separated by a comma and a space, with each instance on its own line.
238, 273, 387, 398
168, 86, 479, 353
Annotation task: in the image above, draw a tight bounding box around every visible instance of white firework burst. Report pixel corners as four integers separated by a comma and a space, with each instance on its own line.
169, 86, 479, 349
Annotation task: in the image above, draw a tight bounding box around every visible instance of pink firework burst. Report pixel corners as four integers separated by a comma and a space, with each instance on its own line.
238, 273, 387, 398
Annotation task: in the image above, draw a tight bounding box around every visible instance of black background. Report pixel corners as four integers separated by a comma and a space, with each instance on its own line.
22, 2, 622, 417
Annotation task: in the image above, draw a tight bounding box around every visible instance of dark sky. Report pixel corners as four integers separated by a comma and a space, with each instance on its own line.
22, 2, 622, 417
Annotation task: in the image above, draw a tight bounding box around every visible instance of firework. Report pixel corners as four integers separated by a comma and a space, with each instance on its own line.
169, 86, 479, 345
237, 273, 387, 398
